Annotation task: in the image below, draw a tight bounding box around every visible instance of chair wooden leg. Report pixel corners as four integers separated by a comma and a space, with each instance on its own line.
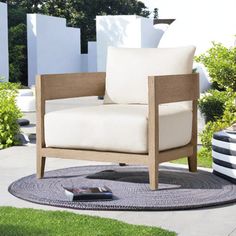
188, 149, 197, 172
148, 162, 159, 190
119, 163, 126, 166
37, 155, 46, 179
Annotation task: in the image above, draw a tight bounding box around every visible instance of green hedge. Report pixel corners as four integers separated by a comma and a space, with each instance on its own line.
196, 42, 236, 163
200, 91, 236, 151
195, 42, 236, 91
0, 82, 22, 149
199, 90, 229, 123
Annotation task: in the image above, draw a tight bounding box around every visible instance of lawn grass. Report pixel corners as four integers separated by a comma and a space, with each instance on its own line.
0, 207, 176, 236
171, 151, 212, 168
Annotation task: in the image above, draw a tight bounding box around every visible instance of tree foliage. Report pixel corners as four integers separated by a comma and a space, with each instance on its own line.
195, 42, 236, 91
0, 3, 28, 84
153, 8, 159, 19
9, 23, 27, 84
2, 0, 150, 85
40, 0, 150, 52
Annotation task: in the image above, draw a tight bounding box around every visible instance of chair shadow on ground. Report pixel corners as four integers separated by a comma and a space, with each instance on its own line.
85, 167, 229, 190
39, 166, 231, 191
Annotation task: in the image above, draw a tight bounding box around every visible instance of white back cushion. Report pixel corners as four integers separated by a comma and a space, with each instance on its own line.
104, 46, 196, 104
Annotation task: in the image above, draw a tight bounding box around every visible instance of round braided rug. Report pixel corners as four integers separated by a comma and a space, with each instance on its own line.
8, 165, 236, 211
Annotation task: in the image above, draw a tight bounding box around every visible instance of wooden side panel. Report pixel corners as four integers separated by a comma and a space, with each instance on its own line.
39, 72, 106, 100
149, 73, 199, 104
147, 73, 199, 189
36, 72, 106, 178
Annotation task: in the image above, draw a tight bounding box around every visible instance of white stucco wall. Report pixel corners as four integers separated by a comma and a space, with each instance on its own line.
144, 0, 236, 54
80, 54, 88, 72
0, 3, 9, 81
80, 42, 97, 72
96, 15, 162, 72
27, 14, 81, 86
88, 42, 97, 72
153, 23, 169, 46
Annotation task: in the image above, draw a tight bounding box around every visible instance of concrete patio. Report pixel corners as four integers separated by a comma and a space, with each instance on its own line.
1, 97, 236, 236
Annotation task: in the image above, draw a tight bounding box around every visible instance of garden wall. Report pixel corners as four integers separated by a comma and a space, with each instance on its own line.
0, 2, 9, 81
27, 14, 81, 86
96, 15, 165, 72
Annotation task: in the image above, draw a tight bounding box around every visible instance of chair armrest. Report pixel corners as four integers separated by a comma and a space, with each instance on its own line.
36, 72, 106, 149
148, 73, 199, 105
36, 72, 106, 101
148, 73, 199, 156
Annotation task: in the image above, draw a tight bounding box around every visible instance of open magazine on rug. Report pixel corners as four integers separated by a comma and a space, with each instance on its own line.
63, 186, 113, 201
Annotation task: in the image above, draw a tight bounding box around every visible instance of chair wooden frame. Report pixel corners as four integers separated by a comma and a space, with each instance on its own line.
36, 72, 199, 190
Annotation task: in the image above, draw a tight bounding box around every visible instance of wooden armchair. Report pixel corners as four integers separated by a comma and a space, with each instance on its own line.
36, 47, 199, 190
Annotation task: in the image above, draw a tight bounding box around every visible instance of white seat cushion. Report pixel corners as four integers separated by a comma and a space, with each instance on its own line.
104, 46, 196, 104
45, 104, 192, 153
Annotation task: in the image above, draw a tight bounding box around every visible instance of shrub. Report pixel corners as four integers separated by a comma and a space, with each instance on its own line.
0, 82, 22, 149
0, 80, 21, 91
200, 119, 232, 150
195, 42, 236, 91
199, 90, 229, 123
196, 42, 236, 163
200, 91, 236, 153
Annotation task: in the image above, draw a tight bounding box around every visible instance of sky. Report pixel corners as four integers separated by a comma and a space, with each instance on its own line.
141, 0, 236, 19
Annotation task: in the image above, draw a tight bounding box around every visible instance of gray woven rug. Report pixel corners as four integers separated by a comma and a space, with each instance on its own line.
8, 165, 236, 211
